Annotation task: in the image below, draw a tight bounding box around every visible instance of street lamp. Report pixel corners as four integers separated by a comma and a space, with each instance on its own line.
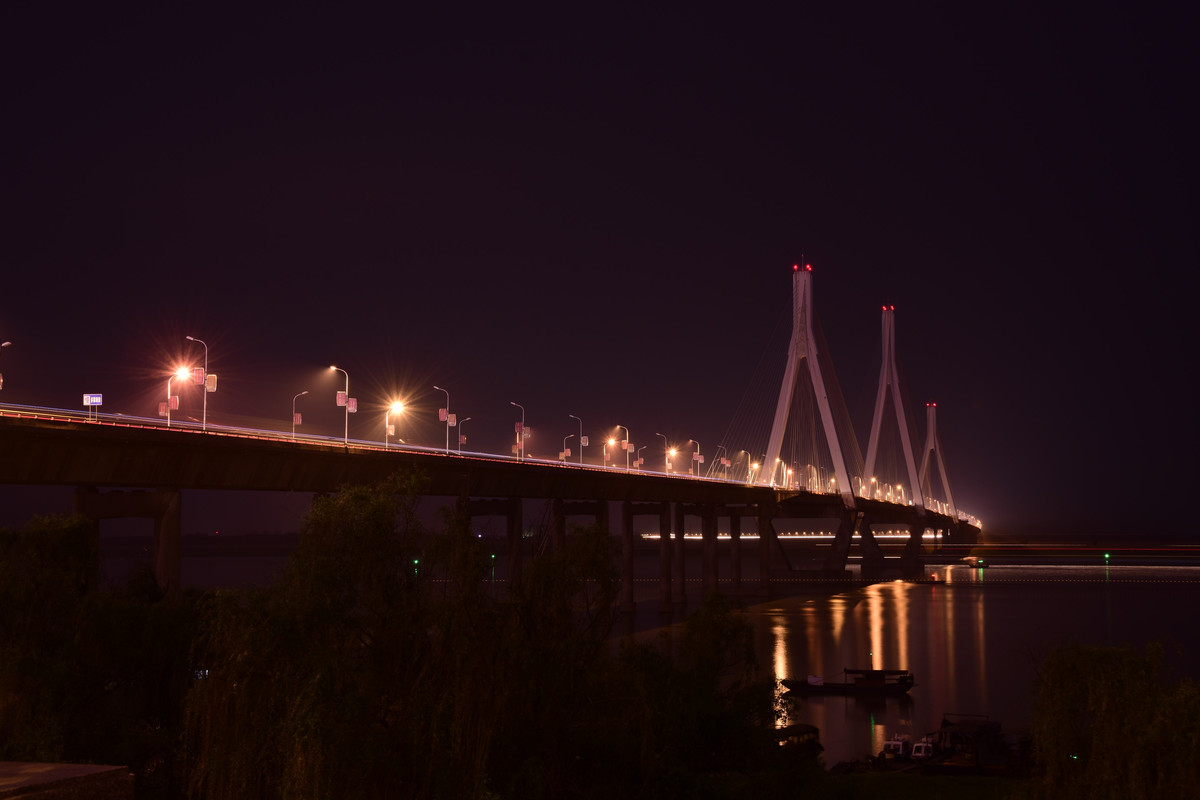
568, 414, 584, 465
185, 335, 209, 430
457, 417, 471, 453
433, 385, 450, 453
562, 433, 575, 462
689, 439, 700, 476
330, 365, 349, 444
510, 401, 525, 460
656, 432, 669, 473
637, 445, 647, 470
292, 390, 308, 440
617, 424, 630, 471
385, 401, 404, 448
165, 366, 189, 427
0, 341, 10, 390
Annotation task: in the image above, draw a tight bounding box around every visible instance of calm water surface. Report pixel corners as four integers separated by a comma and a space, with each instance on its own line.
749, 563, 1200, 766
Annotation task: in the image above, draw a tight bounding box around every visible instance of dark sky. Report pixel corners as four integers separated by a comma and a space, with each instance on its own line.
2, 5, 1195, 537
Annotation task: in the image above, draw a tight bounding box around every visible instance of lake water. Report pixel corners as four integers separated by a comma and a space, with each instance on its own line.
748, 563, 1200, 766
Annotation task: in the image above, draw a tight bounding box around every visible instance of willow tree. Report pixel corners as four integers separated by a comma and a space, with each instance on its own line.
183, 471, 513, 799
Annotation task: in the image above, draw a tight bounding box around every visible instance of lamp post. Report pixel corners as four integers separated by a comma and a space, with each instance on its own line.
617, 424, 630, 471
689, 439, 700, 476
562, 433, 575, 462
165, 367, 189, 427
385, 401, 404, 448
568, 414, 584, 465
330, 365, 349, 444
457, 417, 471, 453
510, 401, 525, 460
433, 385, 450, 453
185, 335, 208, 430
637, 445, 647, 470
0, 341, 10, 390
656, 432, 669, 473
714, 445, 727, 480
292, 390, 308, 440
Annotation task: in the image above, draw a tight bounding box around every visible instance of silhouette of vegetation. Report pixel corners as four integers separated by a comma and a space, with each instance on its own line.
4, 474, 822, 799
1031, 642, 1200, 799
0, 515, 200, 798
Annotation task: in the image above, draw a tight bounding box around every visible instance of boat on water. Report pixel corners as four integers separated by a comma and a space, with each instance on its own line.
782, 668, 916, 696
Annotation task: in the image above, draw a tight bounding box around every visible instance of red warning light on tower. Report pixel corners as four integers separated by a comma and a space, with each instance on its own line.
793, 264, 799, 271
805, 263, 812, 271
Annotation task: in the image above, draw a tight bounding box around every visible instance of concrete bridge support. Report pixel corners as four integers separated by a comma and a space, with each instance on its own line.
464, 497, 524, 586
673, 503, 687, 608
757, 509, 777, 600
727, 507, 744, 598
73, 486, 182, 601
620, 501, 669, 614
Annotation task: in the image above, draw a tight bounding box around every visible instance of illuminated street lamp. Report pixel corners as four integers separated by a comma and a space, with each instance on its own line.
433, 385, 450, 453
748, 461, 760, 486
385, 401, 404, 448
184, 335, 209, 430
637, 445, 647, 470
617, 424, 630, 471
165, 366, 189, 428
656, 432, 669, 473
330, 365, 350, 444
291, 390, 308, 440
457, 417, 471, 453
568, 414, 584, 465
510, 401, 525, 460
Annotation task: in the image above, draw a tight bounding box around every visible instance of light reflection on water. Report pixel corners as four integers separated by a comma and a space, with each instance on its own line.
752, 564, 1200, 767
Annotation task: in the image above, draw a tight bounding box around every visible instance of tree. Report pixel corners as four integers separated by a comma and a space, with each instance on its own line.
1032, 642, 1200, 799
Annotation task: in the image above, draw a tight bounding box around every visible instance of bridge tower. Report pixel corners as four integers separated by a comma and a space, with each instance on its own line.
761, 264, 856, 508
919, 402, 958, 519
862, 306, 925, 511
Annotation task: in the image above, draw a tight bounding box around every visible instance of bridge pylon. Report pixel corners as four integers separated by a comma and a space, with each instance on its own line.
919, 402, 958, 521
761, 264, 856, 508
862, 305, 925, 512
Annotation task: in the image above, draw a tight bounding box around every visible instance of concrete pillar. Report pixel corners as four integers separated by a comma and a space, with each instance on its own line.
673, 502, 687, 607
620, 501, 635, 613
507, 496, 523, 586
154, 490, 182, 601
658, 502, 672, 613
701, 504, 718, 598
757, 511, 775, 599
552, 497, 566, 553
729, 508, 742, 598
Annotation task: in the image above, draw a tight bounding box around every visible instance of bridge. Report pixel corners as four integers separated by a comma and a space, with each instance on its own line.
0, 265, 980, 603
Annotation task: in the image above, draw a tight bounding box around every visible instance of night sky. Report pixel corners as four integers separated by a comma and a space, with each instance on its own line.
3, 5, 1195, 538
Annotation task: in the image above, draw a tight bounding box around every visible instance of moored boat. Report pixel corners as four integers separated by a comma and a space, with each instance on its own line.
782, 668, 916, 696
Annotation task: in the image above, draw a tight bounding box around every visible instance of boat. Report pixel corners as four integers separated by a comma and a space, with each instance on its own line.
782, 668, 916, 696
880, 733, 912, 761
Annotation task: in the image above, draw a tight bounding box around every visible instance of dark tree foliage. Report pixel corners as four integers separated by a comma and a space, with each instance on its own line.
183, 471, 798, 799
1032, 642, 1200, 800
0, 515, 200, 798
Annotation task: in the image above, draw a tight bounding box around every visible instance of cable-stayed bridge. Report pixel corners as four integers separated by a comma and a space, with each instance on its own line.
0, 266, 980, 604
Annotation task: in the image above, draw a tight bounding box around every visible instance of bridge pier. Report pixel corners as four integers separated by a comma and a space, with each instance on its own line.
727, 507, 744, 598
673, 503, 686, 608
73, 486, 182, 601
620, 501, 669, 614
464, 497, 525, 587
757, 509, 776, 600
